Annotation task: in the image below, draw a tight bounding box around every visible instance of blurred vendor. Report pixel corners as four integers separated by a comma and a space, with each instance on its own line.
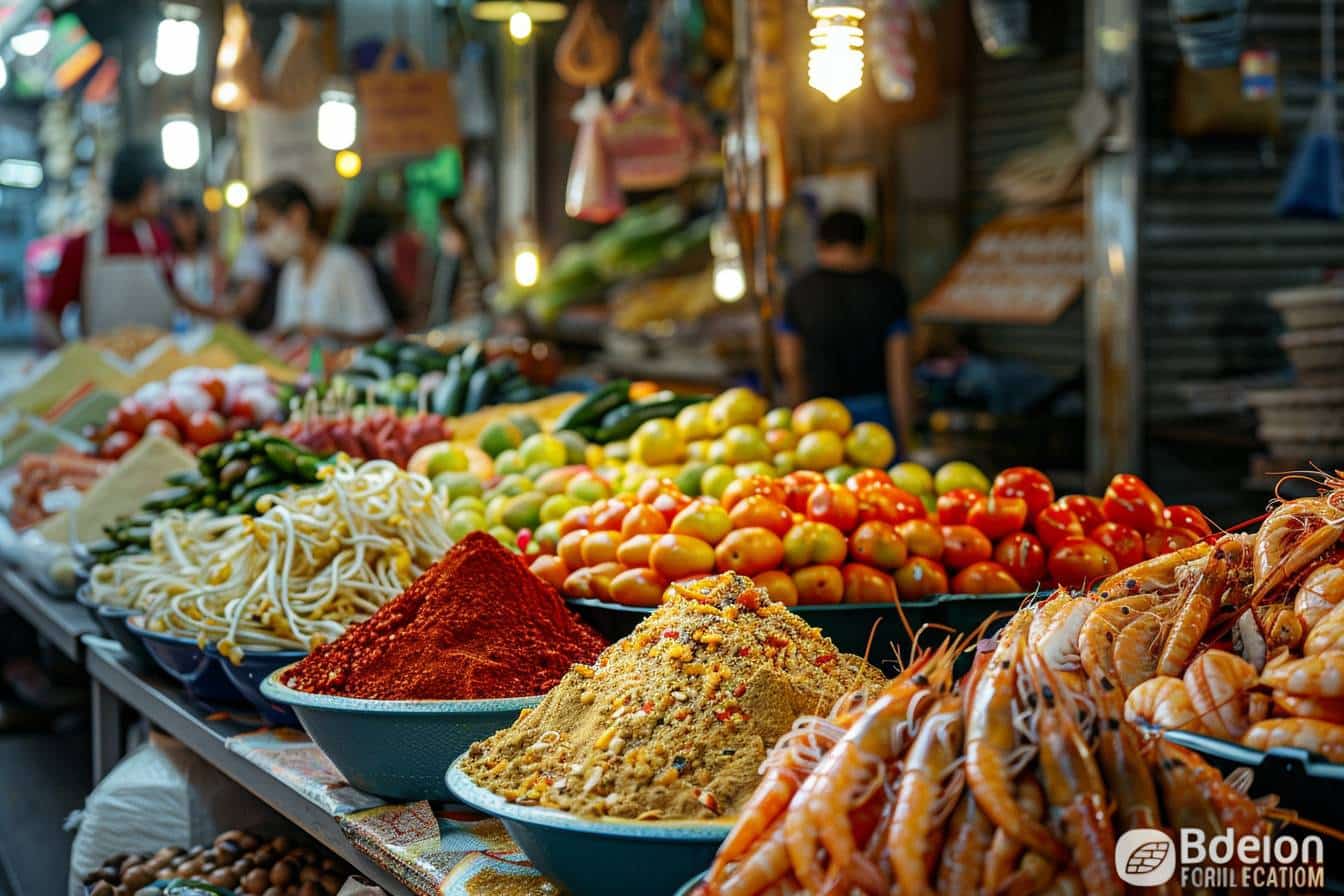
253, 179, 388, 344
776, 209, 913, 448
40, 143, 213, 347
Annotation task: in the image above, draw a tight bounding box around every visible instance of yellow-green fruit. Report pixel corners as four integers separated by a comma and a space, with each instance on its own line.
763, 407, 792, 430
566, 472, 611, 504
796, 430, 845, 471
450, 495, 486, 513
773, 451, 797, 474
706, 440, 729, 465
826, 465, 859, 484
674, 402, 713, 441
534, 520, 562, 553
844, 422, 896, 469
933, 460, 990, 496
446, 510, 486, 541
433, 471, 483, 500
721, 424, 770, 464
792, 397, 852, 435
519, 433, 568, 470
535, 467, 580, 496
425, 444, 469, 476
889, 461, 934, 496
603, 440, 631, 462
485, 495, 510, 526
509, 413, 542, 439
488, 525, 518, 548
631, 418, 684, 466
494, 449, 525, 476
700, 464, 736, 499
540, 494, 577, 523
735, 461, 776, 480
707, 387, 767, 434
555, 429, 589, 465
524, 463, 554, 482
676, 462, 710, 496
502, 492, 546, 531
686, 439, 710, 461
494, 474, 534, 497
479, 420, 524, 458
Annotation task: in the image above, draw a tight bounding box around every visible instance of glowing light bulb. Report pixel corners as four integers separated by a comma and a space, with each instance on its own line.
161, 117, 201, 170
11, 25, 49, 57
513, 244, 540, 287
317, 93, 357, 151
156, 18, 200, 76
713, 259, 746, 302
202, 187, 224, 212
808, 8, 865, 103
508, 9, 534, 43
224, 181, 250, 208
213, 80, 240, 107
334, 150, 363, 179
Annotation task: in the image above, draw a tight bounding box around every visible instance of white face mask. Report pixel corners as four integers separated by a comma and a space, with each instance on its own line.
261, 224, 303, 261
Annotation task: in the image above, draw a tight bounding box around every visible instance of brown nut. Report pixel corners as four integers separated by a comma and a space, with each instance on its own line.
121, 867, 154, 890
177, 859, 202, 877
157, 868, 177, 880
241, 866, 271, 894
88, 883, 115, 896
208, 868, 240, 889
239, 833, 261, 851
252, 847, 275, 867
270, 836, 291, 854
261, 888, 284, 896
187, 845, 205, 858
298, 865, 320, 883
319, 872, 342, 894
269, 861, 295, 887
215, 829, 245, 846
297, 882, 322, 896
232, 857, 255, 875
119, 855, 144, 874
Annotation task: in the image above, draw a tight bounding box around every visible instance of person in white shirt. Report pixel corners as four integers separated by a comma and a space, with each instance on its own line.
252, 179, 389, 344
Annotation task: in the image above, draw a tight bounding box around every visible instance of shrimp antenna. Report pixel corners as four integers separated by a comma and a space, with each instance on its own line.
1263, 807, 1344, 844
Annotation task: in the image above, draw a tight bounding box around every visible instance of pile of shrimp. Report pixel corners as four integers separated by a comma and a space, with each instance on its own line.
693, 604, 1267, 896
1079, 472, 1344, 763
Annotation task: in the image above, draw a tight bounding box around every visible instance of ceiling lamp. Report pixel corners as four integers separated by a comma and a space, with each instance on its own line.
317, 89, 357, 151
808, 0, 865, 103
11, 22, 50, 57
473, 1, 567, 44
224, 181, 250, 208
156, 6, 201, 76
161, 116, 201, 170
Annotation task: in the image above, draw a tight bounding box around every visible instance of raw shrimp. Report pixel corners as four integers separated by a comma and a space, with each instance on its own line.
965, 617, 1068, 863
716, 816, 792, 896
1256, 603, 1305, 653
1272, 691, 1344, 724
984, 776, 1050, 896
1113, 603, 1172, 693
887, 696, 964, 896
935, 790, 993, 895
1124, 676, 1206, 733
1154, 742, 1224, 882
1253, 498, 1344, 603
1305, 597, 1344, 656
1259, 652, 1344, 698
1095, 540, 1211, 599
1243, 718, 1344, 763
1078, 594, 1161, 685
1157, 536, 1246, 677
1034, 595, 1098, 671
1183, 650, 1261, 740
1295, 561, 1344, 629
1028, 651, 1121, 896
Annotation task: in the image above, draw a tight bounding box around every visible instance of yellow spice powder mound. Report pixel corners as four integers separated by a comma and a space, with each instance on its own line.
461, 573, 883, 820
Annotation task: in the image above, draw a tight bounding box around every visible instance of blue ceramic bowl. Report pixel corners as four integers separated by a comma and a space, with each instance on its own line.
127, 616, 248, 705
261, 666, 540, 802
74, 584, 114, 638
209, 645, 307, 727
447, 758, 731, 896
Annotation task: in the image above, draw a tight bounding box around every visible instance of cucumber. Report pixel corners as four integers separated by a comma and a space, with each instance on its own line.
463, 367, 495, 413
554, 380, 631, 432
232, 483, 284, 515
596, 396, 706, 442
459, 341, 485, 377
434, 356, 467, 416
143, 486, 195, 511
343, 355, 395, 381
365, 339, 402, 362
294, 454, 324, 480
166, 469, 203, 488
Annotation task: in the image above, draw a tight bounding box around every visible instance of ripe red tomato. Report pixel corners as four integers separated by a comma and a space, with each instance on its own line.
966, 494, 1029, 540
144, 419, 182, 442
1164, 504, 1212, 538
845, 469, 893, 493
952, 561, 1022, 595
1101, 474, 1165, 533
1144, 526, 1201, 559
940, 524, 993, 570
841, 563, 897, 603
893, 556, 949, 600
994, 532, 1046, 586
99, 430, 138, 459
1089, 522, 1145, 568
109, 399, 150, 436
722, 476, 787, 512
1057, 495, 1105, 534
780, 471, 827, 513
184, 410, 227, 446
806, 483, 859, 532
936, 488, 983, 526
1034, 504, 1084, 549
992, 466, 1055, 517
857, 484, 925, 526
1047, 536, 1118, 589
199, 376, 227, 406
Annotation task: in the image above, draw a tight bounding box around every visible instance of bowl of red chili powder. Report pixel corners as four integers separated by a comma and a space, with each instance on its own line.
262, 531, 607, 801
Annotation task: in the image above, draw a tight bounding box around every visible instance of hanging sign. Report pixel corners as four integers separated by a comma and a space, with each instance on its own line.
241, 103, 342, 203
355, 42, 458, 163
919, 206, 1086, 325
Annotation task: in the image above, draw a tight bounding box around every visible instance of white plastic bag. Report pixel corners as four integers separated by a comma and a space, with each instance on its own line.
68, 733, 278, 896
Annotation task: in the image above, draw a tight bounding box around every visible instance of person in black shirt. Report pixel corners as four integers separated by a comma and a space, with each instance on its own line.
776, 209, 913, 449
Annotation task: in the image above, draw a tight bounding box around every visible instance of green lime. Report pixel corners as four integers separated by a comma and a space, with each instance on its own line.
484, 495, 510, 526
534, 520, 563, 552
555, 429, 589, 465
509, 413, 542, 439
479, 420, 524, 458
447, 510, 486, 541
540, 494, 578, 523
494, 449, 525, 476
488, 525, 518, 549
425, 444, 469, 476
503, 492, 546, 531
566, 472, 610, 504
450, 495, 486, 513
675, 462, 710, 497
433, 471, 483, 500
494, 474, 534, 498
825, 465, 859, 484
519, 433, 569, 469
700, 464, 736, 499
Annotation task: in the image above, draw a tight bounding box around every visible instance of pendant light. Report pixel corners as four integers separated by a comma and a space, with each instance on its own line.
473, 0, 568, 44
808, 0, 866, 103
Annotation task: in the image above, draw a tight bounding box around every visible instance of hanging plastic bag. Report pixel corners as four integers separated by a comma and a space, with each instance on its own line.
603, 23, 694, 191
566, 90, 625, 223
213, 2, 264, 111
1276, 0, 1340, 220
264, 15, 327, 109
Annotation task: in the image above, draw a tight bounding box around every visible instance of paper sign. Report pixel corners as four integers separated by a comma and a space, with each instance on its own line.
240, 102, 342, 203
356, 50, 458, 163
918, 206, 1086, 325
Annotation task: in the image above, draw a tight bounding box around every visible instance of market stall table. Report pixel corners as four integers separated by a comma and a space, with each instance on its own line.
82, 637, 414, 896
0, 565, 96, 663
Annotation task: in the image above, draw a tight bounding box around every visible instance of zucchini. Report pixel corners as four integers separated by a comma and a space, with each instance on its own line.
554, 380, 631, 432
463, 367, 495, 413
459, 341, 485, 377
434, 356, 467, 416
596, 396, 706, 442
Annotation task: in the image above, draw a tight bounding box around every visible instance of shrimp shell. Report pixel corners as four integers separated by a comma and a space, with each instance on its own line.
935, 790, 993, 895
1183, 650, 1259, 740
1124, 676, 1207, 733
1295, 561, 1344, 629
1256, 603, 1305, 653
1078, 594, 1160, 685
1260, 652, 1344, 698
1113, 604, 1171, 693
887, 698, 964, 896
1094, 540, 1211, 599
1243, 718, 1344, 763
1304, 596, 1344, 656
1272, 691, 1344, 725
1034, 596, 1098, 671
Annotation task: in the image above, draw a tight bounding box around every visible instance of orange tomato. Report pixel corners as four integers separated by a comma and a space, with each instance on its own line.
806, 483, 859, 532
559, 505, 593, 536
558, 529, 589, 571
649, 534, 717, 580
896, 519, 944, 559
940, 524, 993, 570
729, 495, 794, 536
721, 475, 787, 512
856, 484, 924, 526
951, 561, 1020, 595
636, 476, 680, 504
529, 554, 568, 590
650, 490, 692, 525
848, 520, 908, 569
780, 470, 827, 513
563, 567, 596, 599
609, 567, 668, 606
845, 469, 893, 492
1088, 522, 1144, 568
842, 563, 896, 603
993, 532, 1046, 587
1057, 494, 1105, 534
1100, 473, 1165, 533
715, 527, 785, 576
1034, 503, 1085, 550
617, 533, 657, 568
792, 565, 845, 604
782, 521, 848, 568
992, 466, 1055, 517
670, 498, 733, 544
621, 504, 668, 539
1047, 536, 1118, 589
893, 556, 949, 599
581, 530, 623, 566
936, 488, 982, 526
965, 494, 1028, 540
753, 570, 798, 606
587, 561, 624, 601
592, 499, 631, 532
1164, 505, 1212, 538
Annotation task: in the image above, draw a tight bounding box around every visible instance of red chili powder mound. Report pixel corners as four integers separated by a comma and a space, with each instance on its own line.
281, 531, 607, 700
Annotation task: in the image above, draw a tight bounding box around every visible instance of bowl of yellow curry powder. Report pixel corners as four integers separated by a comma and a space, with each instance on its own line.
449, 572, 882, 896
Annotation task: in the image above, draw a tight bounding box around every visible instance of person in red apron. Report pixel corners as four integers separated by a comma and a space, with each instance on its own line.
40, 143, 210, 348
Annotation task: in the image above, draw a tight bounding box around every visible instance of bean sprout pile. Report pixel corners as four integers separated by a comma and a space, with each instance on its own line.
88, 460, 453, 655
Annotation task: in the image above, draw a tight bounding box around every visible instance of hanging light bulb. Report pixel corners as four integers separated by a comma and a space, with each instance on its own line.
317, 89, 357, 151
224, 181, 250, 208
508, 9, 534, 42
334, 150, 363, 179
807, 0, 865, 103
155, 9, 201, 76
513, 241, 541, 288
710, 215, 746, 302
161, 116, 201, 170
473, 0, 566, 40
11, 23, 50, 57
